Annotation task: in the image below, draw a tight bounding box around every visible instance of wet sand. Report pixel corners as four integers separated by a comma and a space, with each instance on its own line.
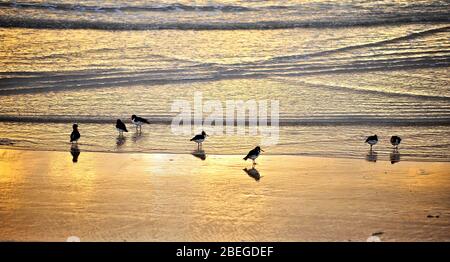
0, 148, 449, 242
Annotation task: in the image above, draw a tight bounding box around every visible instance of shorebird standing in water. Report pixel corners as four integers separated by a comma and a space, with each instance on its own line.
365, 134, 378, 150
116, 119, 128, 136
70, 124, 80, 144
244, 146, 264, 166
190, 131, 208, 150
390, 135, 402, 149
131, 114, 150, 133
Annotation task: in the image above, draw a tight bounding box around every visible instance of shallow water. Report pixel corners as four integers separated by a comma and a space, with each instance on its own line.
0, 0, 449, 160
0, 122, 449, 162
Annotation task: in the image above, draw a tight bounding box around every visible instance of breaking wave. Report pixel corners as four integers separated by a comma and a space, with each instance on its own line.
0, 115, 449, 126
0, 2, 254, 13
0, 15, 449, 30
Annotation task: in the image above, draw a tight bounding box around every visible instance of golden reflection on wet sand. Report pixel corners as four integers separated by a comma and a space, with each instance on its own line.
0, 149, 449, 241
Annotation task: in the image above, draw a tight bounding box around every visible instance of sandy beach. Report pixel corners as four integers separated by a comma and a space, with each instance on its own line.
0, 0, 449, 252
0, 148, 449, 242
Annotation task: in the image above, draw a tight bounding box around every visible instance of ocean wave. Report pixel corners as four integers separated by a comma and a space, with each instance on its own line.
1, 54, 449, 96
0, 15, 449, 30
262, 26, 450, 64
276, 79, 450, 101
0, 115, 449, 126
0, 2, 254, 13
0, 70, 219, 95
248, 55, 450, 76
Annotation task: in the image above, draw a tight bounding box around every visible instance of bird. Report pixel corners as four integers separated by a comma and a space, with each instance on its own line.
190, 131, 208, 150
243, 146, 264, 166
116, 119, 128, 136
131, 115, 150, 132
390, 135, 402, 149
365, 134, 378, 150
70, 124, 80, 143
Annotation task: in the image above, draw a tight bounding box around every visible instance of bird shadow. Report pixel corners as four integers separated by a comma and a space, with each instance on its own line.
191, 149, 207, 161
243, 167, 261, 182
365, 150, 378, 163
70, 144, 80, 163
390, 149, 401, 164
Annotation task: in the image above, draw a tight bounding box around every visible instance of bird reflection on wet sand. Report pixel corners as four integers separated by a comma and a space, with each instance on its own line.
191, 149, 206, 160
70, 144, 80, 163
390, 149, 401, 164
243, 167, 261, 181
116, 135, 126, 148
131, 131, 144, 143
365, 150, 378, 162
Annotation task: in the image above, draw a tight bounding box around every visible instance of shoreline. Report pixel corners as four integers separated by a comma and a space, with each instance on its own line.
1, 148, 449, 241
1, 147, 449, 163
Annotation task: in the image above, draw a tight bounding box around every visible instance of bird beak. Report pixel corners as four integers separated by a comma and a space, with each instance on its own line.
261, 149, 265, 152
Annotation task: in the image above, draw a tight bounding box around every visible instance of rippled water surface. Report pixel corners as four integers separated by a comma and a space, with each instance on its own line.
0, 0, 449, 161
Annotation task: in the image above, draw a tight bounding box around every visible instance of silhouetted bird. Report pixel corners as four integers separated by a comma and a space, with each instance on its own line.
190, 131, 208, 150
365, 134, 378, 150
244, 146, 264, 165
70, 124, 80, 143
390, 135, 402, 149
116, 119, 128, 136
131, 115, 149, 132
